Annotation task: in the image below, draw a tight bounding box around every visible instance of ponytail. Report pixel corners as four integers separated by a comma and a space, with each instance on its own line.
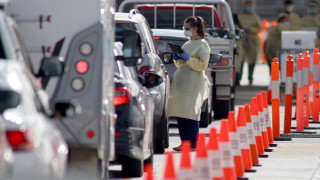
185, 16, 206, 38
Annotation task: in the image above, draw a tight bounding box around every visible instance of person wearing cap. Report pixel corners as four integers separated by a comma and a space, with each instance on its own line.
238, 0, 261, 85
301, 1, 320, 27
264, 15, 290, 73
278, 0, 301, 30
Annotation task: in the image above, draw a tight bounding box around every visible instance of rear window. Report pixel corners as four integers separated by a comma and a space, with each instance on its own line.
138, 6, 217, 29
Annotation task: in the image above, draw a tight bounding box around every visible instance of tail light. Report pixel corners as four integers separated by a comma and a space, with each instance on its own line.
75, 60, 89, 74
216, 59, 230, 66
114, 87, 130, 106
139, 66, 155, 74
153, 36, 161, 40
6, 130, 34, 151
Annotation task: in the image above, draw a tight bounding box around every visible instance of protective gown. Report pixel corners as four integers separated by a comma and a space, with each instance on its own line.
238, 13, 261, 64
279, 12, 301, 30
265, 23, 289, 69
301, 14, 320, 26
167, 39, 210, 121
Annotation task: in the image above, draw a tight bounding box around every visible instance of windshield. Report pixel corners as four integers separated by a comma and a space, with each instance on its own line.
137, 4, 226, 29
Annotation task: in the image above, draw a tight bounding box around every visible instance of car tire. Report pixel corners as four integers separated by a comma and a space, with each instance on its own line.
144, 154, 153, 170
164, 123, 169, 148
154, 139, 165, 154
119, 156, 143, 178
154, 108, 168, 154
213, 99, 230, 120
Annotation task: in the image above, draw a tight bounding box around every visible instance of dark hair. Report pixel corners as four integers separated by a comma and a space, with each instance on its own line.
284, 0, 293, 5
185, 16, 206, 38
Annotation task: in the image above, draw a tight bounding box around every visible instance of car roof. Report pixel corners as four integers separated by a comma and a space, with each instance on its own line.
151, 29, 187, 39
115, 12, 145, 24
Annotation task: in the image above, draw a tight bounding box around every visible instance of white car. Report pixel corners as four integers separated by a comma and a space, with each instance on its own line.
0, 60, 68, 179
0, 105, 14, 179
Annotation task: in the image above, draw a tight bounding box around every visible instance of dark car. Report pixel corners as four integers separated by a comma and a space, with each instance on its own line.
115, 10, 171, 154
113, 42, 163, 177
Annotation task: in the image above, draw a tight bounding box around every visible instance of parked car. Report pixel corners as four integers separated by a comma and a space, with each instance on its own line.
113, 41, 163, 177
4, 1, 117, 178
152, 29, 213, 127
0, 60, 69, 179
115, 10, 170, 154
0, 101, 13, 179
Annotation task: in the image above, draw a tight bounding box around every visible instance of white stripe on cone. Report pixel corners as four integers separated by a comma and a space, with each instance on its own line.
220, 142, 234, 168
246, 122, 256, 145
208, 150, 223, 179
230, 132, 241, 156
264, 108, 271, 129
178, 168, 194, 180
251, 115, 261, 137
194, 158, 210, 180
238, 127, 250, 150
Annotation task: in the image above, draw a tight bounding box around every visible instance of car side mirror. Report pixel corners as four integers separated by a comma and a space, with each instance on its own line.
54, 101, 81, 118
209, 54, 223, 64
142, 72, 163, 88
161, 52, 174, 64
122, 30, 143, 66
235, 29, 245, 40
0, 90, 20, 114
37, 57, 64, 77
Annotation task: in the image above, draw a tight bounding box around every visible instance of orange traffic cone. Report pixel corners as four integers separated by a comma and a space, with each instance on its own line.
164, 152, 176, 180
178, 141, 194, 180
257, 94, 270, 150
261, 91, 277, 147
219, 120, 236, 180
228, 111, 245, 178
244, 104, 260, 166
194, 133, 210, 180
208, 127, 223, 180
144, 164, 154, 180
250, 97, 268, 158
237, 107, 256, 172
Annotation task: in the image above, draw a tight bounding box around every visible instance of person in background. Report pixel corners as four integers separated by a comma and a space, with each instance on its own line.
238, 0, 261, 85
278, 0, 301, 30
264, 15, 290, 73
167, 16, 210, 152
301, 1, 320, 27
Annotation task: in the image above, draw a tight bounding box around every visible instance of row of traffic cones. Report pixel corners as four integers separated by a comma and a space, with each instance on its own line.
147, 91, 279, 180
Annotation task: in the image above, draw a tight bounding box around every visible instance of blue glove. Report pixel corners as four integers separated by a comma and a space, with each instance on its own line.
244, 28, 251, 34
179, 50, 190, 61
173, 54, 180, 60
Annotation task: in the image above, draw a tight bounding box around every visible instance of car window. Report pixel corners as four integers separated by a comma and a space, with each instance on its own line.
115, 22, 149, 54
0, 34, 6, 59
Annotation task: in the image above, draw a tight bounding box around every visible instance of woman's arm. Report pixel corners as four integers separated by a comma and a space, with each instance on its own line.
186, 43, 210, 72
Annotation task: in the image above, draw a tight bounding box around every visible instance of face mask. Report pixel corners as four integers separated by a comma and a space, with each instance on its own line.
183, 29, 192, 37
285, 5, 294, 13
308, 8, 316, 15
244, 7, 252, 13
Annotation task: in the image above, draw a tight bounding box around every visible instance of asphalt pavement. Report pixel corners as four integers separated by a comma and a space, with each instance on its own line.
110, 62, 320, 180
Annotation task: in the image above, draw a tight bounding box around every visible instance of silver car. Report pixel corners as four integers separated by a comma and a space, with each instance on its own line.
0, 60, 68, 179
